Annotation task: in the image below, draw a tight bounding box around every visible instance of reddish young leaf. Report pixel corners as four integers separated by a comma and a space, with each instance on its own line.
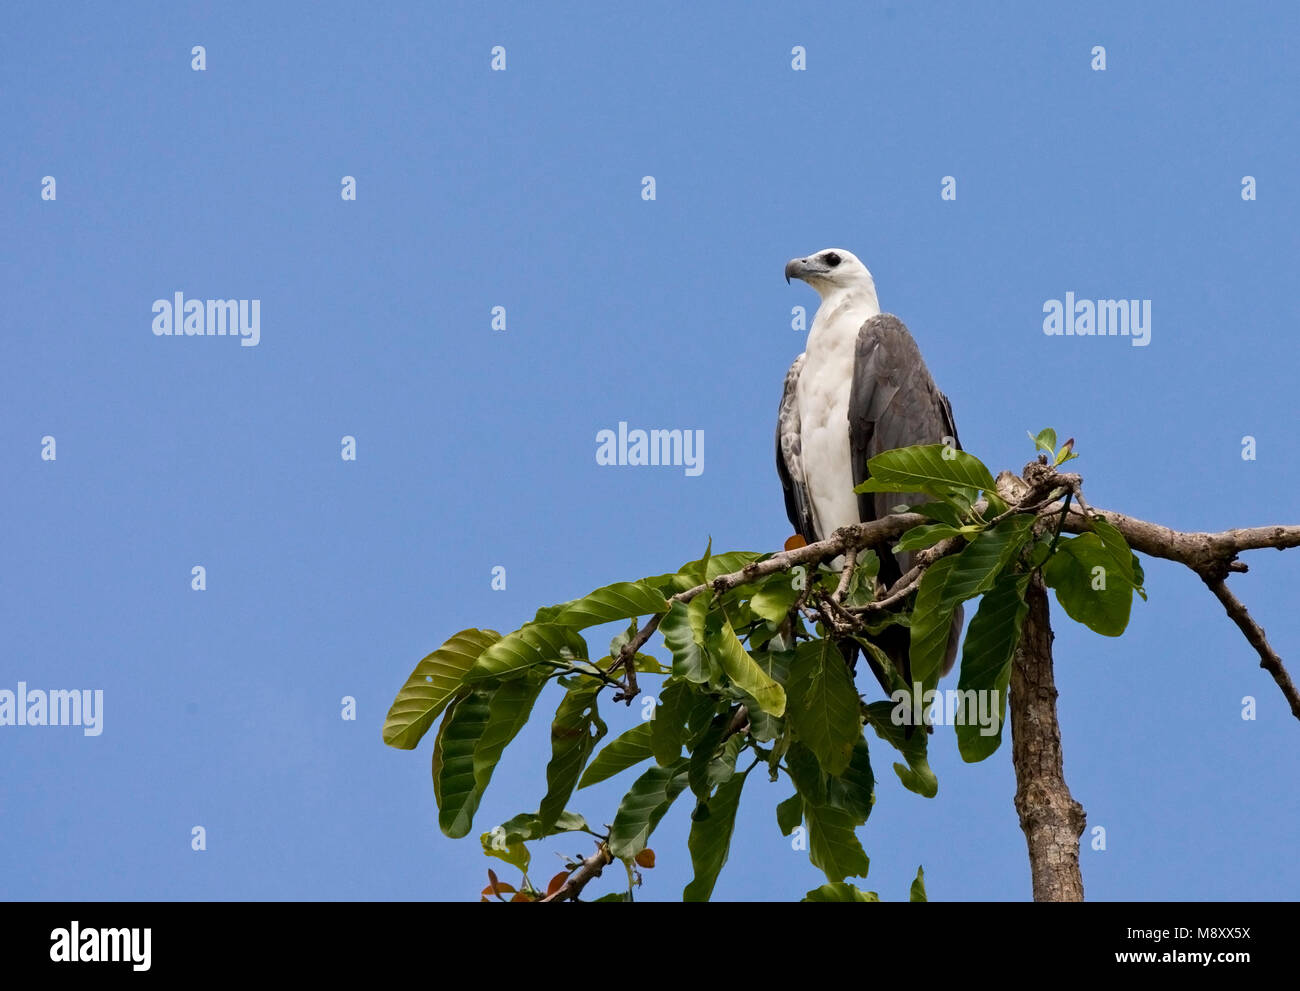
784, 535, 807, 551
635, 849, 656, 869
547, 870, 572, 896
482, 869, 518, 898
510, 890, 533, 902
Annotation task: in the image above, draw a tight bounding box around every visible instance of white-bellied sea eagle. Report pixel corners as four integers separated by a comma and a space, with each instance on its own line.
776, 248, 963, 684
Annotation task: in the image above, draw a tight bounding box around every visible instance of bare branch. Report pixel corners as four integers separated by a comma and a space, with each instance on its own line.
1061, 502, 1300, 720
1064, 507, 1300, 576
1203, 577, 1300, 720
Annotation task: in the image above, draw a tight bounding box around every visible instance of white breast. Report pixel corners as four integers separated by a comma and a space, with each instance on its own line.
797, 293, 880, 541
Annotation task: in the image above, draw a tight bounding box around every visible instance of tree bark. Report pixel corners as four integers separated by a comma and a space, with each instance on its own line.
1010, 574, 1086, 901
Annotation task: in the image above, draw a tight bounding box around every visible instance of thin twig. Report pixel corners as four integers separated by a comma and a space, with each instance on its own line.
832, 549, 858, 603
1202, 577, 1300, 720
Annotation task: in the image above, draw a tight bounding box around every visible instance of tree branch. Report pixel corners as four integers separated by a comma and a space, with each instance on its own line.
832, 549, 857, 603
1063, 503, 1300, 720
604, 464, 1300, 720
1064, 507, 1300, 576
1202, 577, 1300, 719
538, 841, 614, 902
608, 512, 928, 701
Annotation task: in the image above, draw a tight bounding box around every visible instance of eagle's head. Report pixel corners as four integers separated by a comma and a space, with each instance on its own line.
784, 248, 876, 299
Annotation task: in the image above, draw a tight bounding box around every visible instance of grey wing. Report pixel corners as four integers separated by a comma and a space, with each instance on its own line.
776, 354, 817, 544
848, 314, 958, 576
848, 314, 964, 677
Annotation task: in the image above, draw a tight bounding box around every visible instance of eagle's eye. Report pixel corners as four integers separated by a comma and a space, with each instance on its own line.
823, 252, 842, 267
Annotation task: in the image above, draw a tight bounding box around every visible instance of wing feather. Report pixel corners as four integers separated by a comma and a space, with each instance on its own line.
775, 354, 817, 544
847, 313, 965, 677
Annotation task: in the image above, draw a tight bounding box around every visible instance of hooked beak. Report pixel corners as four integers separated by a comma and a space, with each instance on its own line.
784, 256, 824, 285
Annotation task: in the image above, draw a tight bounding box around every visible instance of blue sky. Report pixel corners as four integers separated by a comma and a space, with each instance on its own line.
3, 1, 1297, 901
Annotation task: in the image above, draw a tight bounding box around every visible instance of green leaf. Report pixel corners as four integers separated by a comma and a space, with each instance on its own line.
631, 653, 670, 674
826, 738, 875, 823
706, 733, 745, 787
480, 809, 588, 872
538, 682, 607, 832
683, 767, 750, 901
805, 802, 870, 883
776, 793, 803, 836
708, 618, 786, 716
982, 490, 1009, 517
659, 597, 715, 684
842, 551, 882, 609
786, 639, 862, 776
704, 551, 764, 580
383, 629, 501, 749
786, 741, 871, 884
854, 444, 997, 495
578, 722, 655, 789
864, 701, 938, 798
909, 866, 928, 902
651, 680, 700, 766
909, 514, 1036, 685
752, 647, 796, 687
1029, 427, 1057, 457
955, 571, 1030, 762
1089, 516, 1146, 598
671, 549, 764, 591
1042, 533, 1133, 636
894, 523, 965, 552
737, 649, 794, 742
473, 668, 548, 798
687, 713, 731, 799
486, 810, 588, 845
803, 882, 880, 902
908, 501, 965, 528
550, 580, 670, 629
608, 759, 690, 859
481, 838, 530, 872
651, 689, 679, 765
466, 623, 589, 683
750, 574, 801, 624
907, 556, 961, 688
431, 688, 496, 838
1027, 536, 1054, 569
785, 740, 827, 806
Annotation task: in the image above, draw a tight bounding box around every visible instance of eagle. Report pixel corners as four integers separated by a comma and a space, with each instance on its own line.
777, 248, 963, 686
